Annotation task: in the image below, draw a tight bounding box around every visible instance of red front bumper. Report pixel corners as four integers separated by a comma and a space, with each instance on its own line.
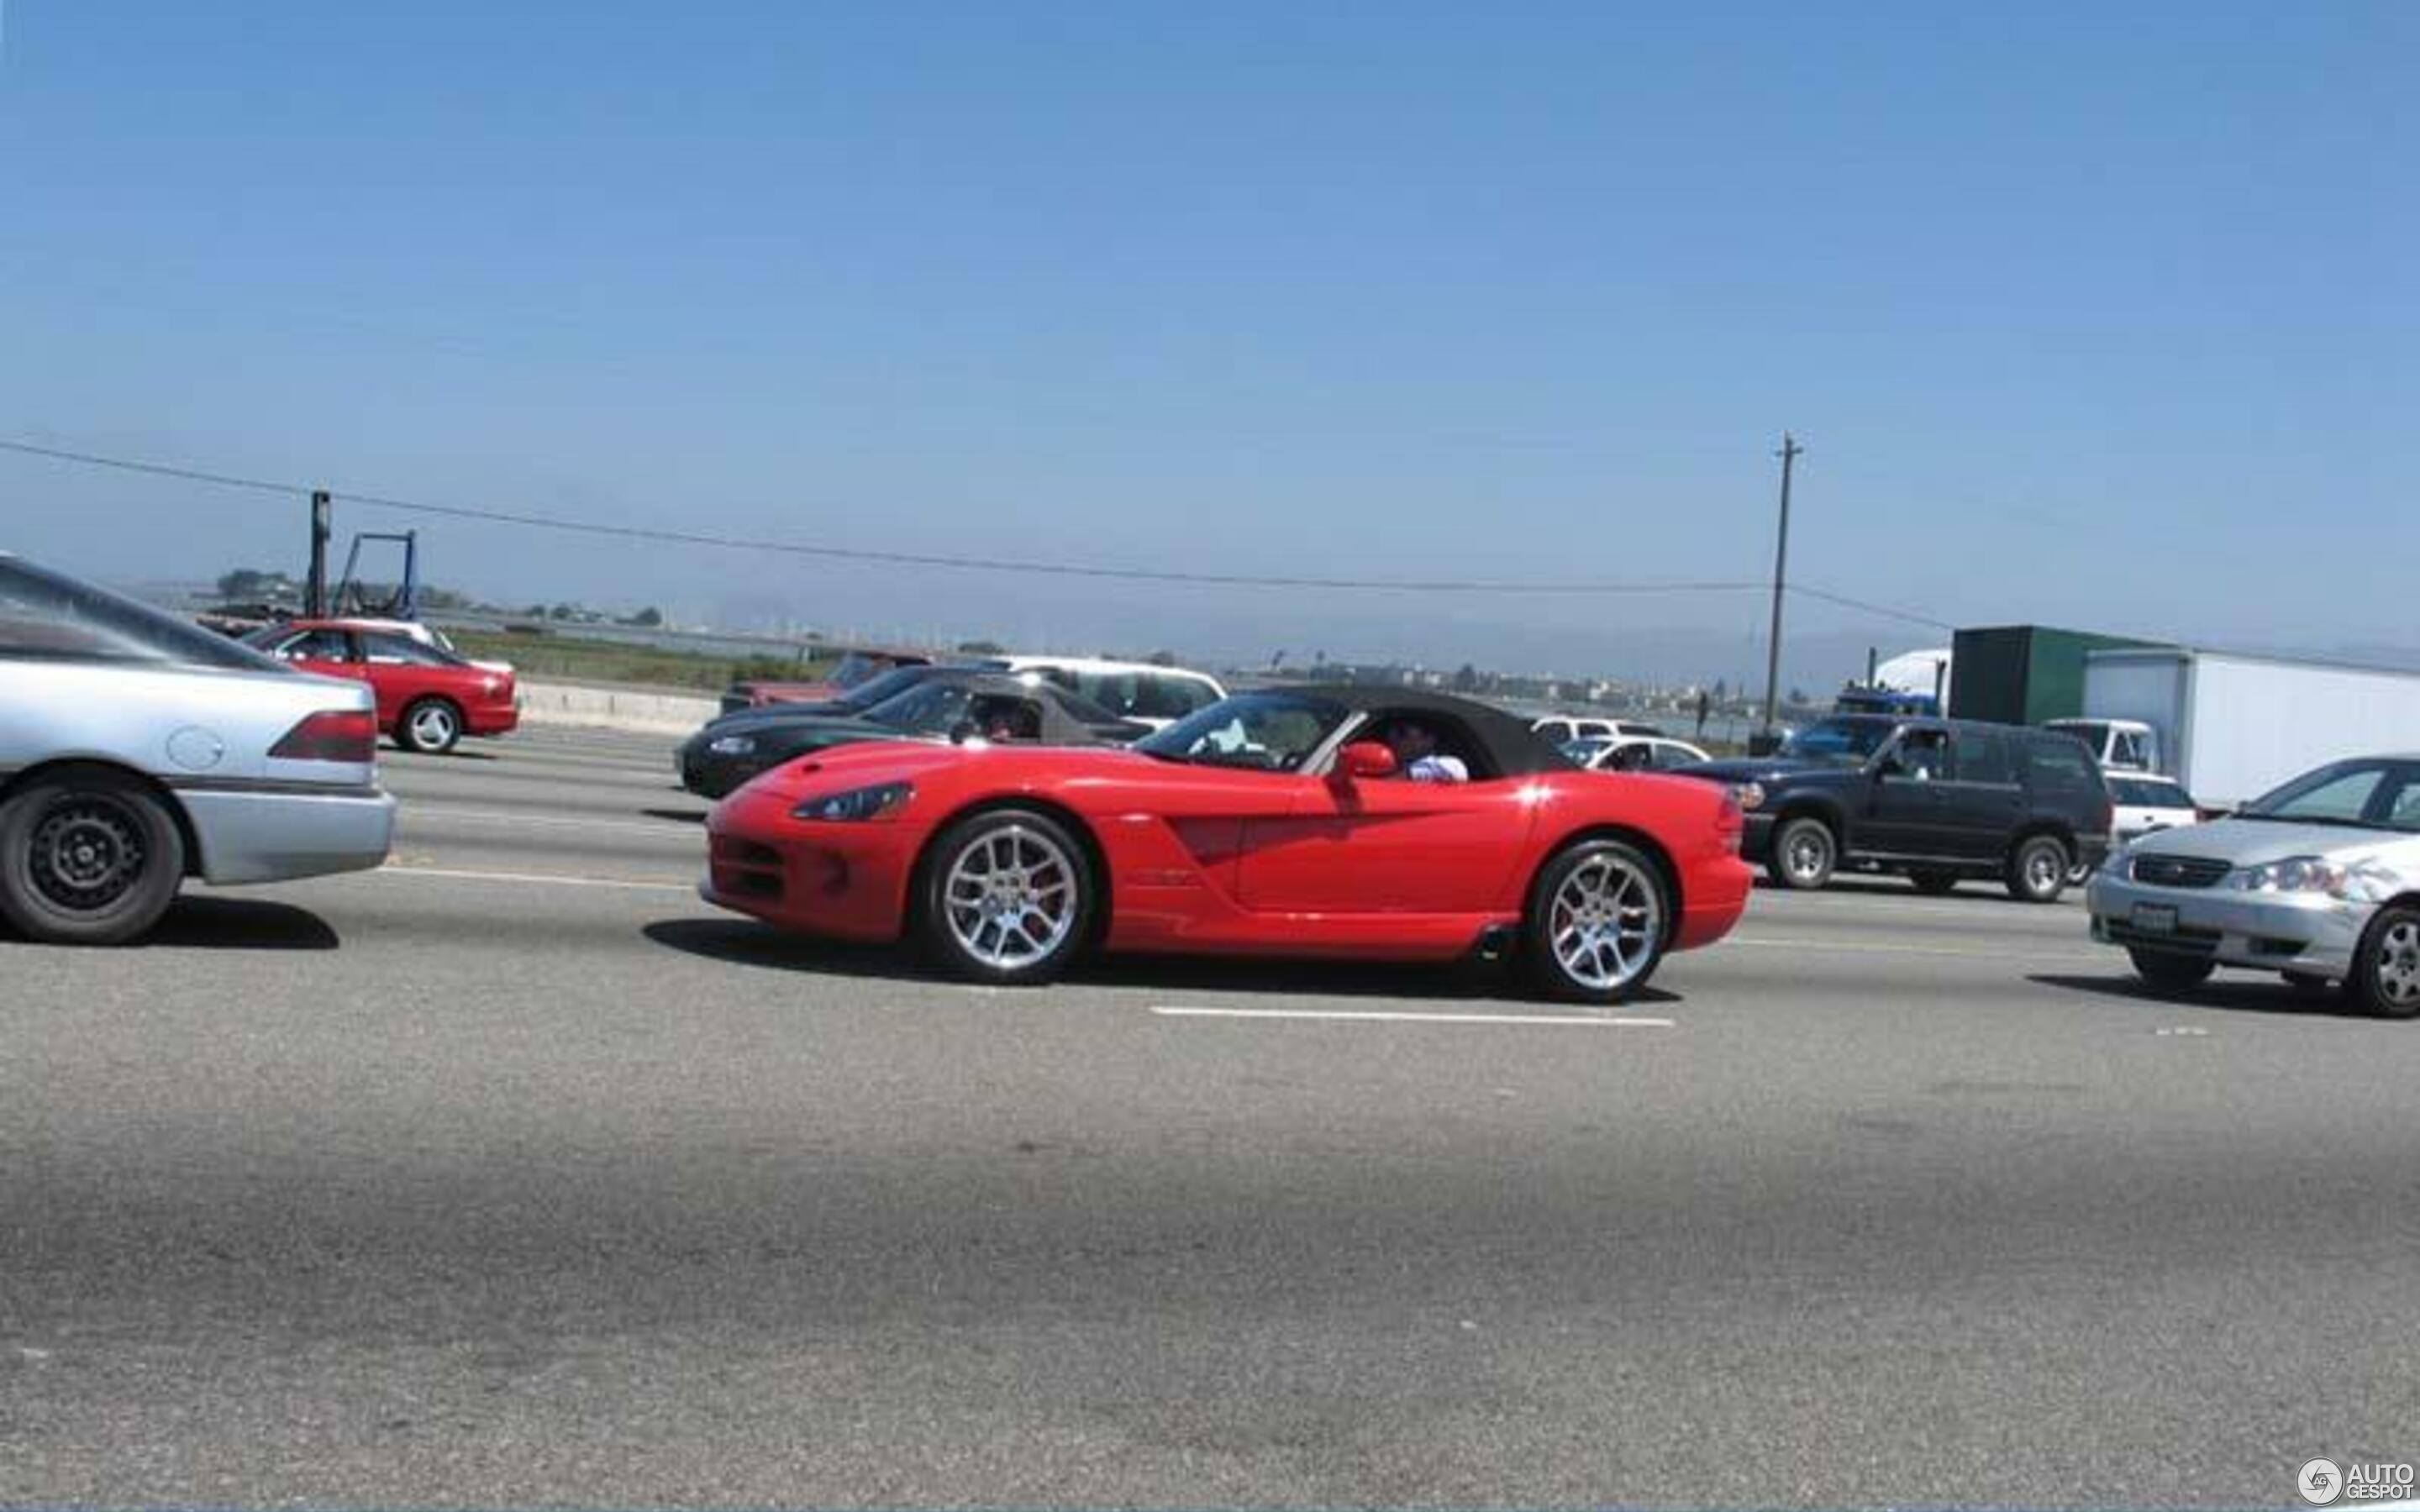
700, 788, 921, 942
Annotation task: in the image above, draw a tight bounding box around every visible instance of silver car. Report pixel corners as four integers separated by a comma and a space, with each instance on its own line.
2086, 755, 2420, 1016
0, 553, 397, 944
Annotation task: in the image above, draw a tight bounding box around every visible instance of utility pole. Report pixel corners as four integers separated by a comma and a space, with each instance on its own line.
306, 490, 333, 617
1760, 433, 1802, 743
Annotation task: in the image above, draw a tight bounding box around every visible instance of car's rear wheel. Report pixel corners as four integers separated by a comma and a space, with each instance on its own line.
2128, 947, 2214, 993
1907, 868, 1960, 895
917, 808, 1094, 984
1767, 817, 1835, 890
1525, 839, 1668, 1003
0, 770, 186, 945
2349, 906, 2420, 1020
2005, 834, 2070, 903
397, 698, 462, 754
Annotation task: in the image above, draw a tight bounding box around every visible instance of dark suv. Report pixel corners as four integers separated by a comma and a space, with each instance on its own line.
1677, 716, 2112, 901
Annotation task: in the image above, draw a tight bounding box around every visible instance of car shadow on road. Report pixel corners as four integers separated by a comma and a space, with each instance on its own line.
2028, 973, 2371, 1020
639, 807, 708, 825
1756, 874, 2079, 907
641, 917, 1680, 1005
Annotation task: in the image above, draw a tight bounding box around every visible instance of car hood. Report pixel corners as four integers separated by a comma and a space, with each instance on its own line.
2124, 816, 2420, 868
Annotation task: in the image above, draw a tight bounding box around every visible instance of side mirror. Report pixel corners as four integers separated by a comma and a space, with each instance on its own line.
1335, 741, 1398, 782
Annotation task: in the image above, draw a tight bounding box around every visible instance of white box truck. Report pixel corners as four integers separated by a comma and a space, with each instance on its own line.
2083, 647, 2420, 810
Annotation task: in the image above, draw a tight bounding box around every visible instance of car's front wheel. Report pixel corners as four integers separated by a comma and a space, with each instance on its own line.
2349, 906, 2420, 1020
1767, 817, 1836, 890
2128, 948, 2214, 993
0, 770, 187, 945
917, 808, 1095, 984
2005, 834, 2070, 903
1525, 838, 1669, 1003
397, 698, 462, 755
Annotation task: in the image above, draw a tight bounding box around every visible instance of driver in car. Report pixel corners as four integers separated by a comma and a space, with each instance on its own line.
1386, 721, 1470, 784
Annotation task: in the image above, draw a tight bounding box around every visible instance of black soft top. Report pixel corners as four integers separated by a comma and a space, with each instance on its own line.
1245, 684, 1575, 778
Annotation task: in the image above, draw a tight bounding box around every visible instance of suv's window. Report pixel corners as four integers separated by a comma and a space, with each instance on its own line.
2024, 736, 2099, 790
1958, 728, 2017, 785
1, 559, 282, 671
1885, 728, 1951, 781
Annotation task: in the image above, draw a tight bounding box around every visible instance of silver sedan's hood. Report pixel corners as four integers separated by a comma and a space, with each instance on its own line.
2126, 816, 2417, 868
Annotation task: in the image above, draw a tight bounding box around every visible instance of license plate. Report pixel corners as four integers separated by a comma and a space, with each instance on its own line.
2132, 903, 2179, 936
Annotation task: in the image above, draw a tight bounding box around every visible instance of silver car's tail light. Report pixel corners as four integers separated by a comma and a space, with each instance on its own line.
271, 710, 377, 764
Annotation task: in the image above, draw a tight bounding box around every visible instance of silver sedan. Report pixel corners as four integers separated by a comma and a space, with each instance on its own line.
2086, 754, 2420, 1016
0, 553, 396, 944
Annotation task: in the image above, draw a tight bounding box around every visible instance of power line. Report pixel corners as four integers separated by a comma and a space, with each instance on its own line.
1, 433, 1951, 625
1786, 582, 1955, 632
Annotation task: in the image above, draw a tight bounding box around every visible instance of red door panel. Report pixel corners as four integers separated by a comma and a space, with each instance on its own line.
1243, 777, 1536, 915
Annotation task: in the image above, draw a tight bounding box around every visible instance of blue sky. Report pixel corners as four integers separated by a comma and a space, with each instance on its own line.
1, 1, 2410, 684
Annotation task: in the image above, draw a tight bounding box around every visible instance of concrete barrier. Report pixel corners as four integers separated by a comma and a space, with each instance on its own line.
517, 680, 718, 735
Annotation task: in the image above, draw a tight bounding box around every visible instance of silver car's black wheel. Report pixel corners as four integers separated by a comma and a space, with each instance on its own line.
916, 809, 1094, 984
0, 771, 186, 945
1525, 839, 1668, 1003
2351, 906, 2420, 1020
397, 698, 462, 754
2128, 947, 2214, 993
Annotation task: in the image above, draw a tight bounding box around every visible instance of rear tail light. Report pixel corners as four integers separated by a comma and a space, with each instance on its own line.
1716, 792, 1745, 855
271, 709, 377, 764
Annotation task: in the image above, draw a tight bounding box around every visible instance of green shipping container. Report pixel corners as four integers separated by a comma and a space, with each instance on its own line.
1947, 625, 2168, 726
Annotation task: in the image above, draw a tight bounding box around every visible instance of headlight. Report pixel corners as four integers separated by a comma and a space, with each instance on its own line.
1732, 781, 1765, 811
791, 780, 913, 822
2228, 855, 2399, 901
708, 735, 756, 756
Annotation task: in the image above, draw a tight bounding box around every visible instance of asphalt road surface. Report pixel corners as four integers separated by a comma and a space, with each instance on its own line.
4, 727, 2415, 1507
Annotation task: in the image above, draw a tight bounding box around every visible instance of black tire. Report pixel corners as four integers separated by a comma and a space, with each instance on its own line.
1523, 838, 1670, 1003
2282, 971, 2338, 1001
1907, 868, 1960, 895
2128, 947, 2214, 993
2348, 905, 2420, 1020
1766, 816, 1836, 890
914, 808, 1095, 985
2004, 833, 2070, 903
0, 769, 186, 945
397, 697, 463, 754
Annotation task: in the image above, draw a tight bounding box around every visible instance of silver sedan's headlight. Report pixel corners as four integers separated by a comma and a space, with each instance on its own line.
2228, 855, 2399, 901
708, 735, 756, 756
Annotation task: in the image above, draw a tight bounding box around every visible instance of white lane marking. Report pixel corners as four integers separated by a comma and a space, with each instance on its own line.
1732, 935, 2104, 963
1150, 1005, 1674, 1027
2156, 1026, 2213, 1037
374, 864, 695, 893
393, 804, 703, 837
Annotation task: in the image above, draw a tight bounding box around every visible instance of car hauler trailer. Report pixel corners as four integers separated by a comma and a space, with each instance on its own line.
2082, 647, 2420, 810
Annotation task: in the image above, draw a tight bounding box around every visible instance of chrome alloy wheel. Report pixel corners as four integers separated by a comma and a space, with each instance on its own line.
29, 799, 145, 914
1785, 827, 1831, 884
941, 824, 1079, 969
2373, 918, 2420, 1009
2025, 843, 2065, 895
408, 702, 459, 749
1547, 850, 1663, 992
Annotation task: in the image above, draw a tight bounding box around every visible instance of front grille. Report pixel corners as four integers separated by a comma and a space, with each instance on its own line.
2128, 853, 2230, 890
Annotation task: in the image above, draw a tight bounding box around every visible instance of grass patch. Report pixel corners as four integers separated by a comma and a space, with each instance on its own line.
447, 628, 834, 692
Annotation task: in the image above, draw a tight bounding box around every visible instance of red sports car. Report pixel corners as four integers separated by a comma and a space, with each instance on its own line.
244, 619, 519, 753
702, 688, 1751, 1000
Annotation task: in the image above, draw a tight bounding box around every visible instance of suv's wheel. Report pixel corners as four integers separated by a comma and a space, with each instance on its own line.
1525, 838, 1669, 1003
916, 808, 1094, 984
2349, 906, 2420, 1019
397, 698, 462, 754
1907, 868, 1960, 895
1767, 817, 1836, 890
0, 770, 187, 945
2128, 948, 2214, 993
2004, 834, 2070, 903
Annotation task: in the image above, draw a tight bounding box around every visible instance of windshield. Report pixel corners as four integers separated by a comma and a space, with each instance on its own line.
1781, 717, 1896, 766
1134, 691, 1351, 771
860, 681, 977, 734
0, 559, 285, 672
831, 664, 937, 711
830, 651, 913, 688
2240, 759, 2420, 832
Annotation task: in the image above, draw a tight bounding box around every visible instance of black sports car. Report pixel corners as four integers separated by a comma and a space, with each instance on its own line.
676, 669, 1150, 798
